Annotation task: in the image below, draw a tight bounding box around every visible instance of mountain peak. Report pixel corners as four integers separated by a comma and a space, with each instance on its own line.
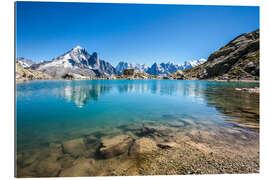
92, 52, 98, 57
69, 46, 87, 54
72, 45, 83, 50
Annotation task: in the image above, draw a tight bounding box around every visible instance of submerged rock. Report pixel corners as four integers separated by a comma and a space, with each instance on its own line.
19, 151, 41, 168
129, 137, 158, 155
49, 143, 63, 161
157, 142, 179, 149
59, 158, 96, 177
34, 159, 62, 177
99, 135, 133, 158
166, 121, 185, 128
62, 138, 87, 157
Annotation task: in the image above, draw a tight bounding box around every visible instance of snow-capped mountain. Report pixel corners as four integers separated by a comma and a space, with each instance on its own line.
178, 59, 207, 70
145, 59, 207, 76
31, 46, 116, 78
116, 62, 149, 74
16, 57, 36, 68
21, 46, 206, 78
116, 59, 206, 76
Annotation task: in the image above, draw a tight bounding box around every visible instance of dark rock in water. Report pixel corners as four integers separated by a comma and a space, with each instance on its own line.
136, 126, 158, 137
157, 143, 172, 149
98, 135, 133, 158
157, 142, 179, 149
135, 125, 172, 139
91, 131, 107, 139
117, 124, 142, 133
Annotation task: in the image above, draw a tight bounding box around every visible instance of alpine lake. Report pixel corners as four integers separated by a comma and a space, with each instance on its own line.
16, 80, 259, 177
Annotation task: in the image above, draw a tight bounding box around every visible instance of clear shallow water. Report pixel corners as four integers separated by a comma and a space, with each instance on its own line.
16, 80, 259, 152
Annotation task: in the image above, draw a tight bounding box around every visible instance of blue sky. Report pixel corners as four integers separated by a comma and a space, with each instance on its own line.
16, 2, 259, 66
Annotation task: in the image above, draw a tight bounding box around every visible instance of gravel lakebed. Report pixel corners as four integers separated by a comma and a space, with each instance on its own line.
16, 118, 259, 177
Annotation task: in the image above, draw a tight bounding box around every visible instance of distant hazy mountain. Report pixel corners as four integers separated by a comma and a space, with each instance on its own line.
30, 46, 117, 78
178, 59, 207, 70
16, 57, 36, 68
146, 59, 206, 76
116, 62, 149, 74
116, 59, 206, 76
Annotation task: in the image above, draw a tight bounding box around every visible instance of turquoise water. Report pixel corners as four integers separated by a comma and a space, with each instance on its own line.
16, 80, 259, 152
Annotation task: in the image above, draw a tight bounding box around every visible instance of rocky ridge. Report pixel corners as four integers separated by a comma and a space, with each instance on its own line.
30, 46, 117, 78
16, 61, 52, 82
17, 57, 36, 68
184, 30, 259, 81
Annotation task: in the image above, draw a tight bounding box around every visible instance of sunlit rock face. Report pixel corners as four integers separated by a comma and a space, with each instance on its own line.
185, 30, 259, 80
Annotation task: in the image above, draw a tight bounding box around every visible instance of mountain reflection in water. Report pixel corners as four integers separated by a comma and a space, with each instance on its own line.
204, 85, 259, 129
57, 80, 259, 129
60, 80, 207, 106
61, 83, 112, 107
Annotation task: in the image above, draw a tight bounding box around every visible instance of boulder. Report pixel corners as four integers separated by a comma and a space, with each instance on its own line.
62, 138, 87, 157
34, 158, 62, 177
49, 143, 63, 161
59, 158, 96, 177
99, 135, 133, 158
129, 137, 158, 155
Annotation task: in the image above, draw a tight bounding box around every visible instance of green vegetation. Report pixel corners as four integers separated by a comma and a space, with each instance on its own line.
242, 51, 259, 66
230, 67, 245, 76
183, 64, 204, 78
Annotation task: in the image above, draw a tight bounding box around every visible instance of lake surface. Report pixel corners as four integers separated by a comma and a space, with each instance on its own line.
16, 80, 259, 151
16, 80, 260, 176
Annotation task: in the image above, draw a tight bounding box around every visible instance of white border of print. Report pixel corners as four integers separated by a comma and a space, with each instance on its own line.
1, 0, 269, 180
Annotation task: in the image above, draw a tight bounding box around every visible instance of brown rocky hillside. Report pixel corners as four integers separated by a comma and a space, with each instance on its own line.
16, 61, 52, 82
184, 30, 259, 81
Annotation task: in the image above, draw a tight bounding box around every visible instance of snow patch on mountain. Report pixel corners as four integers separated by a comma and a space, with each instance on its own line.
116, 62, 149, 74
17, 57, 36, 68
31, 46, 116, 78
118, 59, 207, 76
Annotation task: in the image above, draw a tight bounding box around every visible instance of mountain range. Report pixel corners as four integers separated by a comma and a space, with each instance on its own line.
17, 47, 205, 78
16, 29, 259, 81
115, 59, 206, 76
